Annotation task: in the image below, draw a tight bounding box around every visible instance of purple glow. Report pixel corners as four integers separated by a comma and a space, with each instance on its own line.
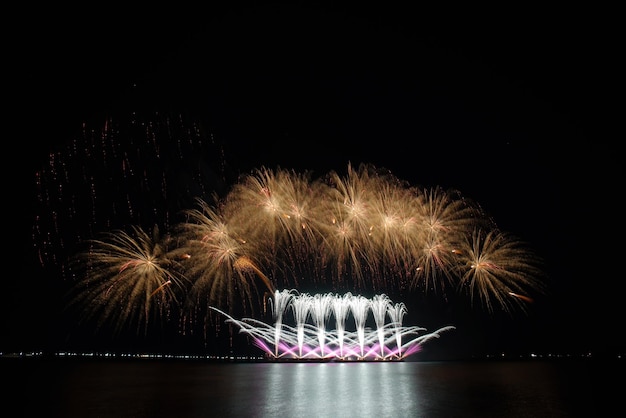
211, 289, 455, 361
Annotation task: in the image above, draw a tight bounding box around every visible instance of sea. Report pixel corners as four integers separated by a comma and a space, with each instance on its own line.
2, 355, 622, 417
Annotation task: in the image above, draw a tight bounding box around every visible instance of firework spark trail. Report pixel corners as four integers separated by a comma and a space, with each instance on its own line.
331, 292, 353, 358
34, 112, 230, 276
180, 163, 543, 329
456, 229, 545, 313
409, 186, 484, 293
366, 178, 419, 289
224, 167, 328, 290
68, 225, 188, 335
388, 302, 408, 358
290, 293, 313, 357
371, 294, 392, 358
228, 163, 541, 309
40, 117, 546, 340
210, 291, 456, 361
320, 164, 383, 288
175, 197, 271, 319
349, 294, 371, 358
309, 293, 334, 357
269, 289, 297, 357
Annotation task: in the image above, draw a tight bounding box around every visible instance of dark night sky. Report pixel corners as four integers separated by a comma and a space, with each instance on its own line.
6, 4, 623, 359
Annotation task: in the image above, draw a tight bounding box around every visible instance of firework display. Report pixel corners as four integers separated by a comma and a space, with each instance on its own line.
212, 290, 456, 361
32, 112, 545, 351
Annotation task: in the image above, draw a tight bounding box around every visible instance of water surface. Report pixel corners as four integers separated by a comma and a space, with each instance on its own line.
2, 358, 619, 417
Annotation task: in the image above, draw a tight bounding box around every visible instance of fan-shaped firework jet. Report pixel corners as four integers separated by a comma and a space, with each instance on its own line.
210, 290, 456, 361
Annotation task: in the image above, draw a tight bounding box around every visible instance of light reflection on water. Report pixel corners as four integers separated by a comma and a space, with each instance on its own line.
254, 362, 420, 417
2, 358, 618, 417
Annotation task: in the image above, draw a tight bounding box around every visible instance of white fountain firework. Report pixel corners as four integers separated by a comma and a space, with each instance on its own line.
210, 290, 455, 361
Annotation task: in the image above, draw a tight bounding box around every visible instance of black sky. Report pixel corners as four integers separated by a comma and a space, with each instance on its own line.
7, 4, 623, 358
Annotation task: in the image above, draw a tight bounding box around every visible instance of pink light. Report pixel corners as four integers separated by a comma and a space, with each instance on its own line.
213, 290, 455, 361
